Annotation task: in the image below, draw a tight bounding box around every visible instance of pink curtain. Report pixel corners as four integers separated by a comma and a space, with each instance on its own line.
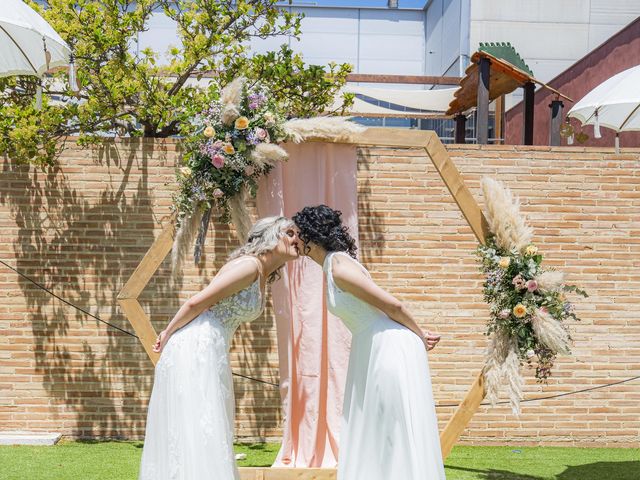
257, 143, 357, 468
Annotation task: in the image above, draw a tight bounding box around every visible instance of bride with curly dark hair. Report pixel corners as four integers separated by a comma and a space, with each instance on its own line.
292, 204, 446, 480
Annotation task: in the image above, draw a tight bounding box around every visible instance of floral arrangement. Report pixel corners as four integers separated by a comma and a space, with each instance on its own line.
477, 177, 587, 413
173, 78, 289, 228
169, 77, 367, 270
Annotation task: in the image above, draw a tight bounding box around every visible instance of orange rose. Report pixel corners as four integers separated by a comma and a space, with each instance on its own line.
234, 116, 249, 130
513, 304, 527, 318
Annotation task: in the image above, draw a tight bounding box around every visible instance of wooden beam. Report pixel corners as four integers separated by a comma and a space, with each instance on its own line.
494, 95, 505, 144
346, 73, 461, 85
117, 298, 160, 365
476, 57, 491, 145
440, 372, 485, 458
424, 133, 489, 244
340, 112, 451, 120
118, 219, 175, 300
239, 467, 336, 480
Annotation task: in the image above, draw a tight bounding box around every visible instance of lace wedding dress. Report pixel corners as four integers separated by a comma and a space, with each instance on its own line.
139, 257, 265, 480
324, 252, 446, 480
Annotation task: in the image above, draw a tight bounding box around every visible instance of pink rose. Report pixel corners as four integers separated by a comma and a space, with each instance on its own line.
211, 154, 225, 169
213, 140, 224, 149
255, 127, 268, 141
526, 280, 538, 292
213, 188, 224, 198
512, 274, 526, 290
499, 309, 510, 319
244, 165, 255, 176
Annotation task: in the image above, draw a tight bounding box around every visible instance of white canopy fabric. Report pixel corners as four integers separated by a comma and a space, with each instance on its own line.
345, 85, 456, 113
332, 85, 456, 118
0, 0, 71, 78
568, 65, 640, 133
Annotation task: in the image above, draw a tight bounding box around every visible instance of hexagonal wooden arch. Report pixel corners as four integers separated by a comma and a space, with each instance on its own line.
117, 127, 491, 475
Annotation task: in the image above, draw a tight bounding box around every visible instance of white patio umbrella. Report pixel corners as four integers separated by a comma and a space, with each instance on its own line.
568, 65, 640, 153
0, 0, 74, 106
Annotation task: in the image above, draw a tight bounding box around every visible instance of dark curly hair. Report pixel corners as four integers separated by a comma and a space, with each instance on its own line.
292, 205, 357, 258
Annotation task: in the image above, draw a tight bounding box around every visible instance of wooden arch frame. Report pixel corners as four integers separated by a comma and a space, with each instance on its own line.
117, 127, 491, 478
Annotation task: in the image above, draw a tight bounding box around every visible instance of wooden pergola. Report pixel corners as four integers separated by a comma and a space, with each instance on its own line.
447, 43, 572, 145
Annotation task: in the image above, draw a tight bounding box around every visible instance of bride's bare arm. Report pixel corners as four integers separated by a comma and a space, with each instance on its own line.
331, 255, 440, 350
154, 258, 259, 353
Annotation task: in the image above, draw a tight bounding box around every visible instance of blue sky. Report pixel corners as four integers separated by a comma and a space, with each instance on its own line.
288, 0, 427, 8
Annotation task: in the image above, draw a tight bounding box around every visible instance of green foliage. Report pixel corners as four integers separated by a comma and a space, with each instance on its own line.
226, 45, 355, 119
0, 1, 353, 167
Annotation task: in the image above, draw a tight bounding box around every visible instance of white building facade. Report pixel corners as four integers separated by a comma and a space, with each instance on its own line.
425, 0, 640, 106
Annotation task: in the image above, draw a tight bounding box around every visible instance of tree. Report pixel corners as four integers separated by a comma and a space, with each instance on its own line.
0, 0, 353, 167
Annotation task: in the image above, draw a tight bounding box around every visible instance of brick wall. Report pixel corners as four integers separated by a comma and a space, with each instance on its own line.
1, 139, 638, 447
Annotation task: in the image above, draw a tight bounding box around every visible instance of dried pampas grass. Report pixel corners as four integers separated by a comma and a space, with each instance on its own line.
220, 77, 244, 109
535, 271, 565, 292
483, 332, 524, 414
229, 187, 254, 244
503, 339, 524, 414
220, 78, 245, 126
481, 177, 533, 253
250, 143, 289, 169
171, 207, 203, 274
221, 105, 241, 126
532, 308, 571, 354
283, 117, 366, 143
483, 328, 511, 405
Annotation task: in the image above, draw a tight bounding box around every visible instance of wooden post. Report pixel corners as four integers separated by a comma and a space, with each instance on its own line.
454, 114, 467, 144
549, 99, 564, 146
476, 57, 491, 145
523, 81, 535, 145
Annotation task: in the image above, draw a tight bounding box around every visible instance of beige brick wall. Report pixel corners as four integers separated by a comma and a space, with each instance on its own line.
1, 139, 638, 447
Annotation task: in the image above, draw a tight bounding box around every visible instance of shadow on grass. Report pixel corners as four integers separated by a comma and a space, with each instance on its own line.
446, 461, 640, 480
557, 461, 640, 480
244, 444, 273, 451
446, 465, 543, 480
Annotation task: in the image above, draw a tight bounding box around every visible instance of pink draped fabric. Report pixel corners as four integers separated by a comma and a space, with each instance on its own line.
257, 143, 357, 468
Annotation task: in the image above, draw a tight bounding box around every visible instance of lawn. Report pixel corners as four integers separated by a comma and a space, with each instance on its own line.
0, 441, 637, 479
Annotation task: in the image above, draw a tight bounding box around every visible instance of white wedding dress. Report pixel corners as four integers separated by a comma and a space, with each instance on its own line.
139, 257, 265, 480
324, 252, 446, 480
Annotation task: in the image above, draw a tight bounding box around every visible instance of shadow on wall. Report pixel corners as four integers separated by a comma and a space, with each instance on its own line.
356, 147, 386, 265
0, 139, 184, 438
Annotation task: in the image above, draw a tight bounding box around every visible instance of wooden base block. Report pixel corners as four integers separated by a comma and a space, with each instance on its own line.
239, 467, 336, 480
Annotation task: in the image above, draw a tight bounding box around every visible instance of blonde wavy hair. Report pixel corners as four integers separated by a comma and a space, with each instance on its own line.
228, 216, 295, 284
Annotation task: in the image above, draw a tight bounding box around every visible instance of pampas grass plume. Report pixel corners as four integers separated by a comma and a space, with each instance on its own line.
283, 117, 366, 143
532, 308, 571, 354
481, 177, 533, 253
535, 271, 565, 292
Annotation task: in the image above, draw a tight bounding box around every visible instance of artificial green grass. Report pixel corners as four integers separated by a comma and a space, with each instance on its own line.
445, 446, 639, 480
0, 441, 637, 479
235, 442, 281, 468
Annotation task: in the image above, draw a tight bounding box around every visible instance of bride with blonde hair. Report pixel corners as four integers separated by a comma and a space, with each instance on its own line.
139, 216, 299, 480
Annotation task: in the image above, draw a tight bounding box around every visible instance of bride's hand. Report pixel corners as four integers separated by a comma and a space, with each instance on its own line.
153, 330, 171, 353
422, 331, 441, 351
